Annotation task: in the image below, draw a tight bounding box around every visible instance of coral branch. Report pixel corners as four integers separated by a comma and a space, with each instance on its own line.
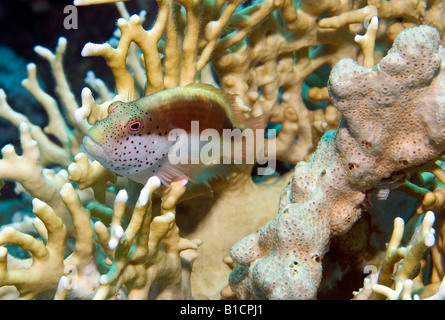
59, 183, 101, 299
34, 37, 89, 136
93, 177, 199, 300
0, 92, 73, 167
68, 152, 117, 203
0, 198, 66, 299
0, 122, 74, 234
369, 211, 436, 300
354, 16, 379, 68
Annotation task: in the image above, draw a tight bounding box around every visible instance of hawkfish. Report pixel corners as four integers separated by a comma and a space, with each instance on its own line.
83, 83, 266, 187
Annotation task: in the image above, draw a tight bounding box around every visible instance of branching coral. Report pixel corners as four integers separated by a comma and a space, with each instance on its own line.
370, 211, 436, 300
0, 122, 75, 235
0, 157, 197, 299
353, 211, 440, 300
0, 197, 67, 299
0, 180, 101, 300
92, 178, 201, 300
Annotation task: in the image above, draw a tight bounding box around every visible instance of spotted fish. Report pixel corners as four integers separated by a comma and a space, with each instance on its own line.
83, 83, 265, 186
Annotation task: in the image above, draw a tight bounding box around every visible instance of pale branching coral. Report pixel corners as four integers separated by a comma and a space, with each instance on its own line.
0, 38, 95, 236
0, 38, 88, 168
431, 209, 445, 287
67, 152, 117, 204
353, 211, 440, 300
93, 178, 200, 300
0, 197, 66, 299
77, 0, 355, 165
0, 174, 196, 299
0, 181, 101, 300
0, 122, 74, 235
371, 211, 436, 300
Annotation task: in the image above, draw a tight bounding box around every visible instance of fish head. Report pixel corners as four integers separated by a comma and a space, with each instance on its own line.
83, 100, 173, 179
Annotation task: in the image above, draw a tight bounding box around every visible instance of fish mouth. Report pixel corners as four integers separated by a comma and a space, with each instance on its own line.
83, 135, 109, 163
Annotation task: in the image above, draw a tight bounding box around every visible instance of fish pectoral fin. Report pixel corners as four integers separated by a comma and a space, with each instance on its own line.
155, 161, 197, 187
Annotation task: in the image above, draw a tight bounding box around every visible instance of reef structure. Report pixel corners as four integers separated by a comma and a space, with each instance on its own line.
229, 25, 445, 299
0, 0, 445, 300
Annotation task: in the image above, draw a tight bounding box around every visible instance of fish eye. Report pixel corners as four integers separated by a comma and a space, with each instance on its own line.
128, 119, 143, 133
108, 101, 122, 114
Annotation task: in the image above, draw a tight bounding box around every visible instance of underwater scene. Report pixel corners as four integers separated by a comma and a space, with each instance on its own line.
0, 0, 445, 301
